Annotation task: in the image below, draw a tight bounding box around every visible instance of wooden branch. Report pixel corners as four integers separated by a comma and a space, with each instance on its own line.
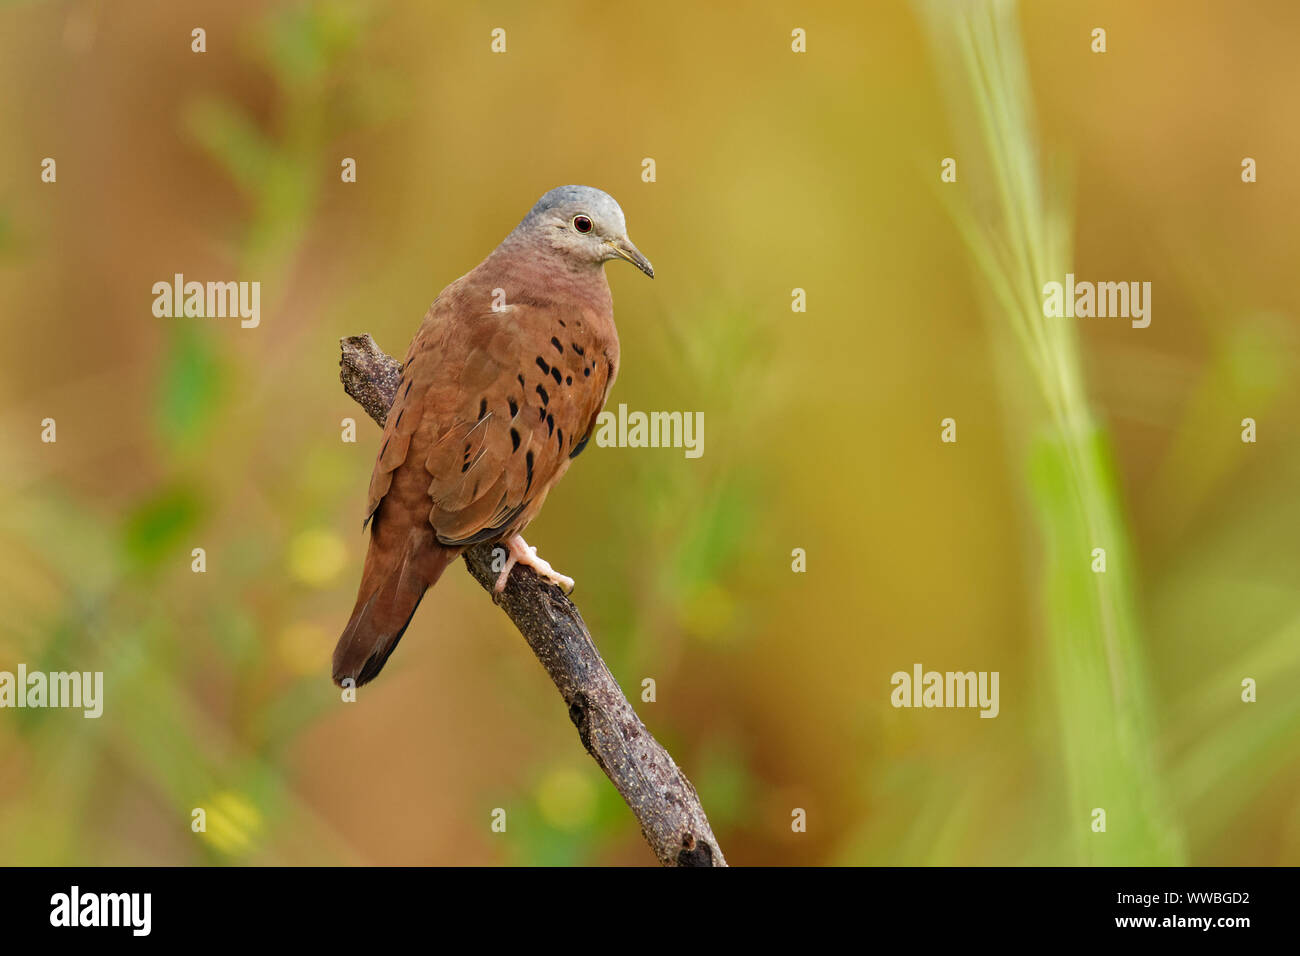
339, 334, 727, 867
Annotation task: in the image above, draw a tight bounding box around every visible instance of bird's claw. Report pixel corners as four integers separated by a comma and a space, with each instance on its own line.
494, 535, 575, 596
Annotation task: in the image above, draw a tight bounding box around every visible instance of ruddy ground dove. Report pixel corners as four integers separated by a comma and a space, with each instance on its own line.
334, 185, 653, 686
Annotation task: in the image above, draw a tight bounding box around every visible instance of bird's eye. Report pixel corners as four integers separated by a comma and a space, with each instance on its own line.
572, 215, 593, 234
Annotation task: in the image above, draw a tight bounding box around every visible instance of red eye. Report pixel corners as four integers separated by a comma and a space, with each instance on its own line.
572, 215, 593, 234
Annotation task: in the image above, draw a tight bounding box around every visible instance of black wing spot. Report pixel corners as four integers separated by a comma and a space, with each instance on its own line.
571, 343, 585, 356
524, 450, 535, 493
536, 356, 550, 375
404, 379, 413, 398
478, 398, 487, 420
566, 375, 573, 385
550, 336, 563, 354
395, 408, 404, 428
536, 383, 549, 406
557, 426, 564, 448
508, 397, 519, 417
546, 413, 554, 436
517, 373, 526, 388
583, 367, 591, 377
381, 437, 390, 456
550, 367, 562, 385
557, 319, 567, 328
569, 432, 591, 459
510, 428, 520, 452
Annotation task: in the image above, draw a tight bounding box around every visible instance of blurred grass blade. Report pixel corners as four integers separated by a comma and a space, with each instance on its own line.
918, 0, 1185, 864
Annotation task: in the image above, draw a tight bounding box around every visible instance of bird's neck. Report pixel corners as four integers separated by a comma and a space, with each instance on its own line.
479, 235, 612, 310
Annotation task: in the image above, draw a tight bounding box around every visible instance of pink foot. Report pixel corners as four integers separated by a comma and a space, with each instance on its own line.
493, 535, 576, 594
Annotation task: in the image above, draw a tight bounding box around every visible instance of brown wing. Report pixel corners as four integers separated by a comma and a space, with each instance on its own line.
363, 309, 434, 528
366, 295, 615, 547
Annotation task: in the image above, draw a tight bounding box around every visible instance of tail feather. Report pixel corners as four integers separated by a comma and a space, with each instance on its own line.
333, 529, 458, 686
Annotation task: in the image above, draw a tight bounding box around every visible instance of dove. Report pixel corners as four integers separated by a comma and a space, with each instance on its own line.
333, 185, 653, 686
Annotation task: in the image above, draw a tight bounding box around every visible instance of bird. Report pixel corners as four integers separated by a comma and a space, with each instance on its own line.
333, 185, 654, 687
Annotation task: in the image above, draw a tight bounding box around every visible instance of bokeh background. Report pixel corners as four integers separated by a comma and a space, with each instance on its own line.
1, 0, 1297, 865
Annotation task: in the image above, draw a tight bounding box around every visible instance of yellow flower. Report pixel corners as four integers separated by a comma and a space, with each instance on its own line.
536, 767, 596, 831
287, 528, 347, 588
195, 791, 261, 857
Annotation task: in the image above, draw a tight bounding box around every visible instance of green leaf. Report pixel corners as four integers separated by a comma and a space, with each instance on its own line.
122, 484, 205, 570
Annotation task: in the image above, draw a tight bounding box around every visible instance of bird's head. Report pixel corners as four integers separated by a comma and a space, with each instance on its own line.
521, 185, 654, 279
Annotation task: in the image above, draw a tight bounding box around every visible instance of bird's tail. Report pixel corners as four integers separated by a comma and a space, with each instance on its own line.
332, 525, 459, 687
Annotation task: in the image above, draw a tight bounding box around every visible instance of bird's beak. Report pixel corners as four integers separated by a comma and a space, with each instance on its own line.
607, 236, 654, 278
